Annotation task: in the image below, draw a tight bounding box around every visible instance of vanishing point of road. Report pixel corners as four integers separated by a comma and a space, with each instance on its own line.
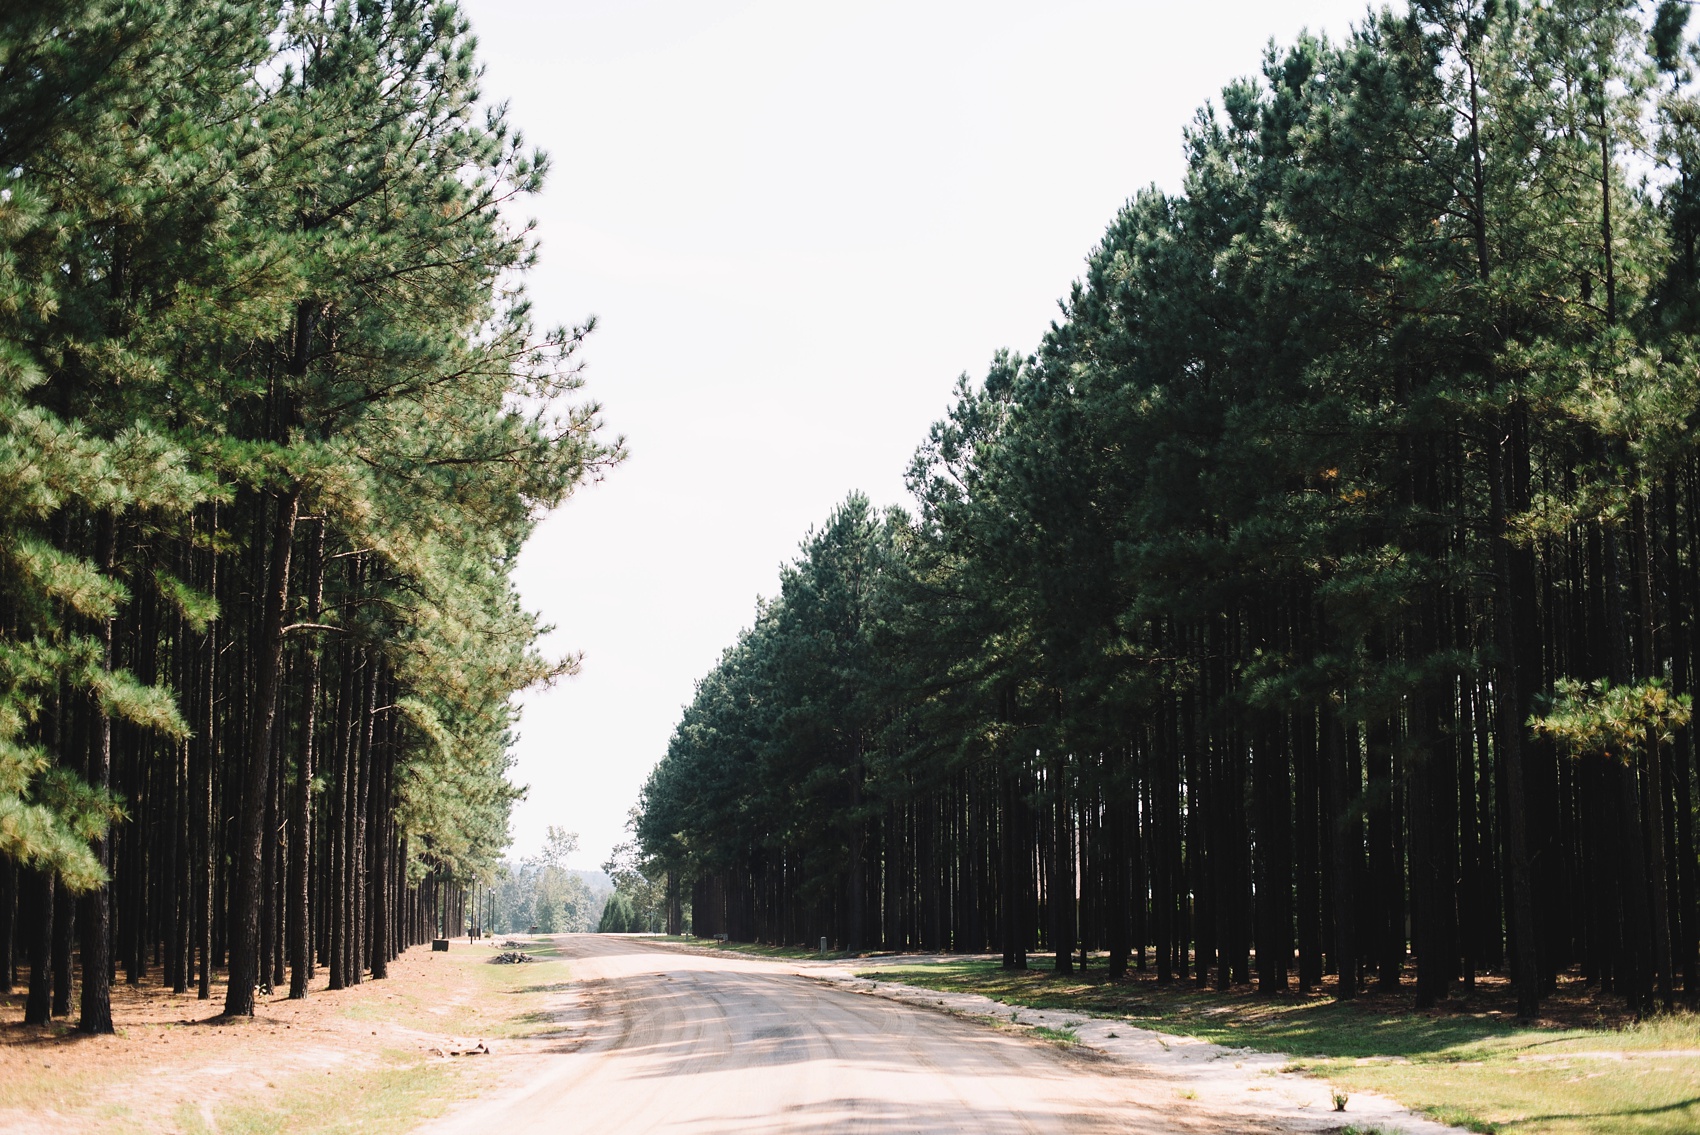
422, 935, 1302, 1135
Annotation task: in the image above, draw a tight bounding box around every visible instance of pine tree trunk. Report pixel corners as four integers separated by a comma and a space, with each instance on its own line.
847, 750, 865, 953
52, 841, 75, 1018
1050, 750, 1073, 975
351, 658, 376, 980
999, 768, 1016, 969
369, 701, 392, 980
1106, 764, 1132, 980
1324, 700, 1357, 1000
163, 736, 183, 994
78, 513, 118, 1034
223, 486, 300, 1017
289, 521, 325, 998
260, 760, 277, 993
328, 632, 355, 990
1632, 495, 1676, 1010
0, 855, 14, 994
1489, 413, 1542, 1019
23, 870, 52, 1025
1295, 701, 1324, 992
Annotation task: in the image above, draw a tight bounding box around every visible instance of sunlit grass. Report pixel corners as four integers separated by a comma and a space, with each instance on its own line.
1029, 1024, 1079, 1046
187, 945, 573, 1133
0, 1045, 99, 1113
174, 1049, 456, 1135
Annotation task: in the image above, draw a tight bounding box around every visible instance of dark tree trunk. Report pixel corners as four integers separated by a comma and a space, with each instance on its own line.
51, 859, 74, 1018
1050, 751, 1073, 975
369, 695, 392, 980
78, 513, 118, 1035
1324, 700, 1357, 1000
1489, 412, 1542, 1019
24, 870, 53, 1025
0, 855, 14, 993
289, 521, 325, 998
223, 487, 300, 1017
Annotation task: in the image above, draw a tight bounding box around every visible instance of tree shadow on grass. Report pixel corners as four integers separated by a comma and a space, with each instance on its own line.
866, 956, 1645, 1062
1501, 1095, 1700, 1129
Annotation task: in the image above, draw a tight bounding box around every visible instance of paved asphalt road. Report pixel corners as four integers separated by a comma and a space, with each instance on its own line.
422, 935, 1301, 1135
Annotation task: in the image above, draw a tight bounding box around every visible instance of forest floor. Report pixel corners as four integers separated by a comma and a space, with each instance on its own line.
0, 935, 576, 1134
841, 953, 1700, 1135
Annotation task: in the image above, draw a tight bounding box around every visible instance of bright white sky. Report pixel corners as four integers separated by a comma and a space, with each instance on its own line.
464, 0, 1373, 869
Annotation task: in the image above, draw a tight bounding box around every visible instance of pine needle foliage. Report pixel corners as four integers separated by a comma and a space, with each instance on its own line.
639, 0, 1700, 1018
0, 0, 618, 1028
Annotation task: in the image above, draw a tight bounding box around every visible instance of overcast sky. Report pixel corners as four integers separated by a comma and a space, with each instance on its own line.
461, 0, 1374, 869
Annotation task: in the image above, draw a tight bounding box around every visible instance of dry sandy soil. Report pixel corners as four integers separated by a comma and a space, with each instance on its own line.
422, 935, 1468, 1135
0, 940, 554, 1133
0, 935, 1472, 1134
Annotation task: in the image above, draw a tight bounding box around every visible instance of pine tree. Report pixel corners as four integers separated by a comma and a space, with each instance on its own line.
1, 0, 617, 1026
636, 0, 1700, 1021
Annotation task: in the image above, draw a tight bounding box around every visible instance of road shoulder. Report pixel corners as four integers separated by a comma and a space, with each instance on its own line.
817, 967, 1467, 1135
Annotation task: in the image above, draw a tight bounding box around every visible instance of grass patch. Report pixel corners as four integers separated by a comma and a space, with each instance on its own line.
0, 1046, 102, 1113
191, 945, 570, 1133
1029, 1024, 1079, 1046
476, 967, 572, 1040
857, 956, 1700, 1135
175, 1049, 455, 1135
0, 938, 580, 1134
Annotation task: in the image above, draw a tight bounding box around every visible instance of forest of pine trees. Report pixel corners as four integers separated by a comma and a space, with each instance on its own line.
0, 0, 615, 1030
637, 0, 1700, 1019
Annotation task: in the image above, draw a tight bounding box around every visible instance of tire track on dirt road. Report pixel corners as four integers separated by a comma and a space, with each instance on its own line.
420, 935, 1314, 1135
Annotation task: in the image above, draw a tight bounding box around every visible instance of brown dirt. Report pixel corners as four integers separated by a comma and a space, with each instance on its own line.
423, 935, 1382, 1135
0, 941, 532, 1133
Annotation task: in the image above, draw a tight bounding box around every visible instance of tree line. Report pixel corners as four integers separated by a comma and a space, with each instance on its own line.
636, 0, 1700, 1018
0, 0, 615, 1030
487, 827, 611, 935
597, 833, 672, 934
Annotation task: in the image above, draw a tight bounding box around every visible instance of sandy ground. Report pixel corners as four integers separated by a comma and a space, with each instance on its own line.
0, 945, 515, 1133
0, 936, 1479, 1134
421, 936, 1470, 1135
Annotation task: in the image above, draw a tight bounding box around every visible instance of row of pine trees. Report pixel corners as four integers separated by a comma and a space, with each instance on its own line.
0, 0, 614, 1030
637, 0, 1700, 1018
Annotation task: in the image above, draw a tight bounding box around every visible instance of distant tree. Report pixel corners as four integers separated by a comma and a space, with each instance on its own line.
541, 826, 580, 868
489, 828, 609, 933
602, 838, 667, 933
598, 891, 637, 933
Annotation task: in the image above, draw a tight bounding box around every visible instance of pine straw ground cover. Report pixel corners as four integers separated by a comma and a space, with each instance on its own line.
0, 935, 575, 1134
858, 956, 1700, 1135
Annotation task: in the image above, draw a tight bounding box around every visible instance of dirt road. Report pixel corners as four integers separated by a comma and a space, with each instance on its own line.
421, 936, 1303, 1135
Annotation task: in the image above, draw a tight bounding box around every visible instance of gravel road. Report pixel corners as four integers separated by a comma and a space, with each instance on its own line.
421, 935, 1322, 1135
